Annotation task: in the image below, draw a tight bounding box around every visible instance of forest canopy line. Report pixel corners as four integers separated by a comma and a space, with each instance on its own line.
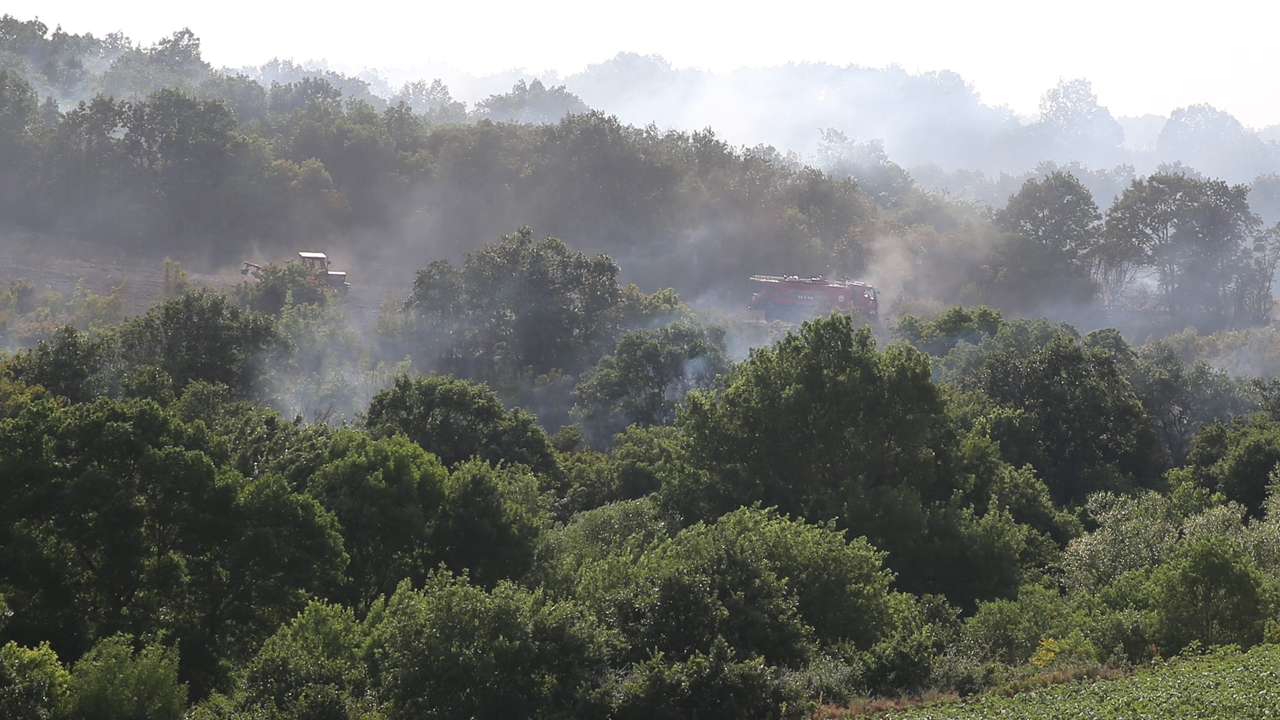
7, 14, 1280, 720
2, 16, 1280, 334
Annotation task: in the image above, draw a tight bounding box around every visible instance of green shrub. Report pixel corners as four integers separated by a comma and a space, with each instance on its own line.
0, 641, 69, 720
60, 636, 186, 720
614, 640, 805, 720
370, 575, 612, 720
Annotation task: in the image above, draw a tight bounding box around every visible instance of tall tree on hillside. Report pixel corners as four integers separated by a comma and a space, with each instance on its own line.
990, 170, 1101, 309
99, 29, 212, 97
123, 89, 246, 237
399, 227, 623, 378
1159, 104, 1277, 183
1104, 172, 1259, 320
0, 68, 36, 214
998, 170, 1102, 259
1037, 79, 1124, 166
475, 79, 590, 123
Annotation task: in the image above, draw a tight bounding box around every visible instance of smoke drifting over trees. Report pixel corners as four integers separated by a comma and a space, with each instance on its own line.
8, 14, 1280, 719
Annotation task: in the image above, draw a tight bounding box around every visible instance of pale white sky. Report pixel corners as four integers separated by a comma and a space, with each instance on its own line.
9, 0, 1279, 127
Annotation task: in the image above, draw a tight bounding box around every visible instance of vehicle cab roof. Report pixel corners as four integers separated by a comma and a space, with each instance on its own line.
298, 251, 328, 260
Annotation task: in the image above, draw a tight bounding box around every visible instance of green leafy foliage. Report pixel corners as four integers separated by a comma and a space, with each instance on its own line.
364, 373, 561, 481
671, 315, 949, 522
235, 261, 333, 315
0, 396, 346, 696
667, 314, 1039, 605
0, 641, 68, 720
954, 325, 1161, 503
564, 507, 903, 671
894, 306, 1004, 358
4, 325, 116, 402
988, 171, 1100, 309
307, 432, 448, 609
370, 574, 612, 720
1145, 536, 1269, 653
574, 321, 729, 443
433, 460, 551, 587
61, 635, 187, 720
1183, 415, 1280, 516
392, 227, 624, 379
234, 601, 375, 720
614, 639, 804, 720
117, 290, 286, 400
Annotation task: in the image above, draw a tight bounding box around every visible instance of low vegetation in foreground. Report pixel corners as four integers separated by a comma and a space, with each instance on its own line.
888, 644, 1280, 719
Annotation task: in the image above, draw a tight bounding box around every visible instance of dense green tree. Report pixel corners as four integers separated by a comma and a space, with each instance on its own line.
233, 601, 374, 720
997, 171, 1102, 261
475, 79, 590, 124
398, 227, 624, 378
0, 397, 345, 696
0, 639, 68, 720
668, 314, 1038, 604
893, 306, 1003, 358
370, 575, 611, 720
121, 87, 270, 245
0, 67, 36, 216
574, 321, 729, 440
392, 78, 467, 123
1183, 415, 1280, 516
1105, 172, 1259, 320
434, 461, 550, 588
118, 364, 176, 405
98, 29, 211, 98
0, 67, 35, 158
960, 582, 1091, 666
1145, 536, 1269, 653
267, 76, 343, 116
1059, 488, 1213, 595
195, 72, 267, 125
0, 16, 117, 96
570, 507, 899, 668
117, 290, 286, 400
364, 374, 560, 480
670, 315, 950, 522
533, 497, 674, 594
1240, 222, 1280, 323
41, 94, 139, 235
614, 640, 803, 720
984, 171, 1102, 310
553, 425, 683, 516
1130, 340, 1253, 466
307, 432, 448, 609
4, 325, 116, 402
60, 635, 187, 720
956, 329, 1160, 502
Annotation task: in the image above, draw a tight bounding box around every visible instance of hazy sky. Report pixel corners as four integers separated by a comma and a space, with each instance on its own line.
10, 0, 1279, 127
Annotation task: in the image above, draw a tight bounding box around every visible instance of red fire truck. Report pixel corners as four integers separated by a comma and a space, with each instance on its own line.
748, 274, 878, 321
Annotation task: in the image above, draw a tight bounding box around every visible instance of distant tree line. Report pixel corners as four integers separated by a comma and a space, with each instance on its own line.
3, 17, 1280, 336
